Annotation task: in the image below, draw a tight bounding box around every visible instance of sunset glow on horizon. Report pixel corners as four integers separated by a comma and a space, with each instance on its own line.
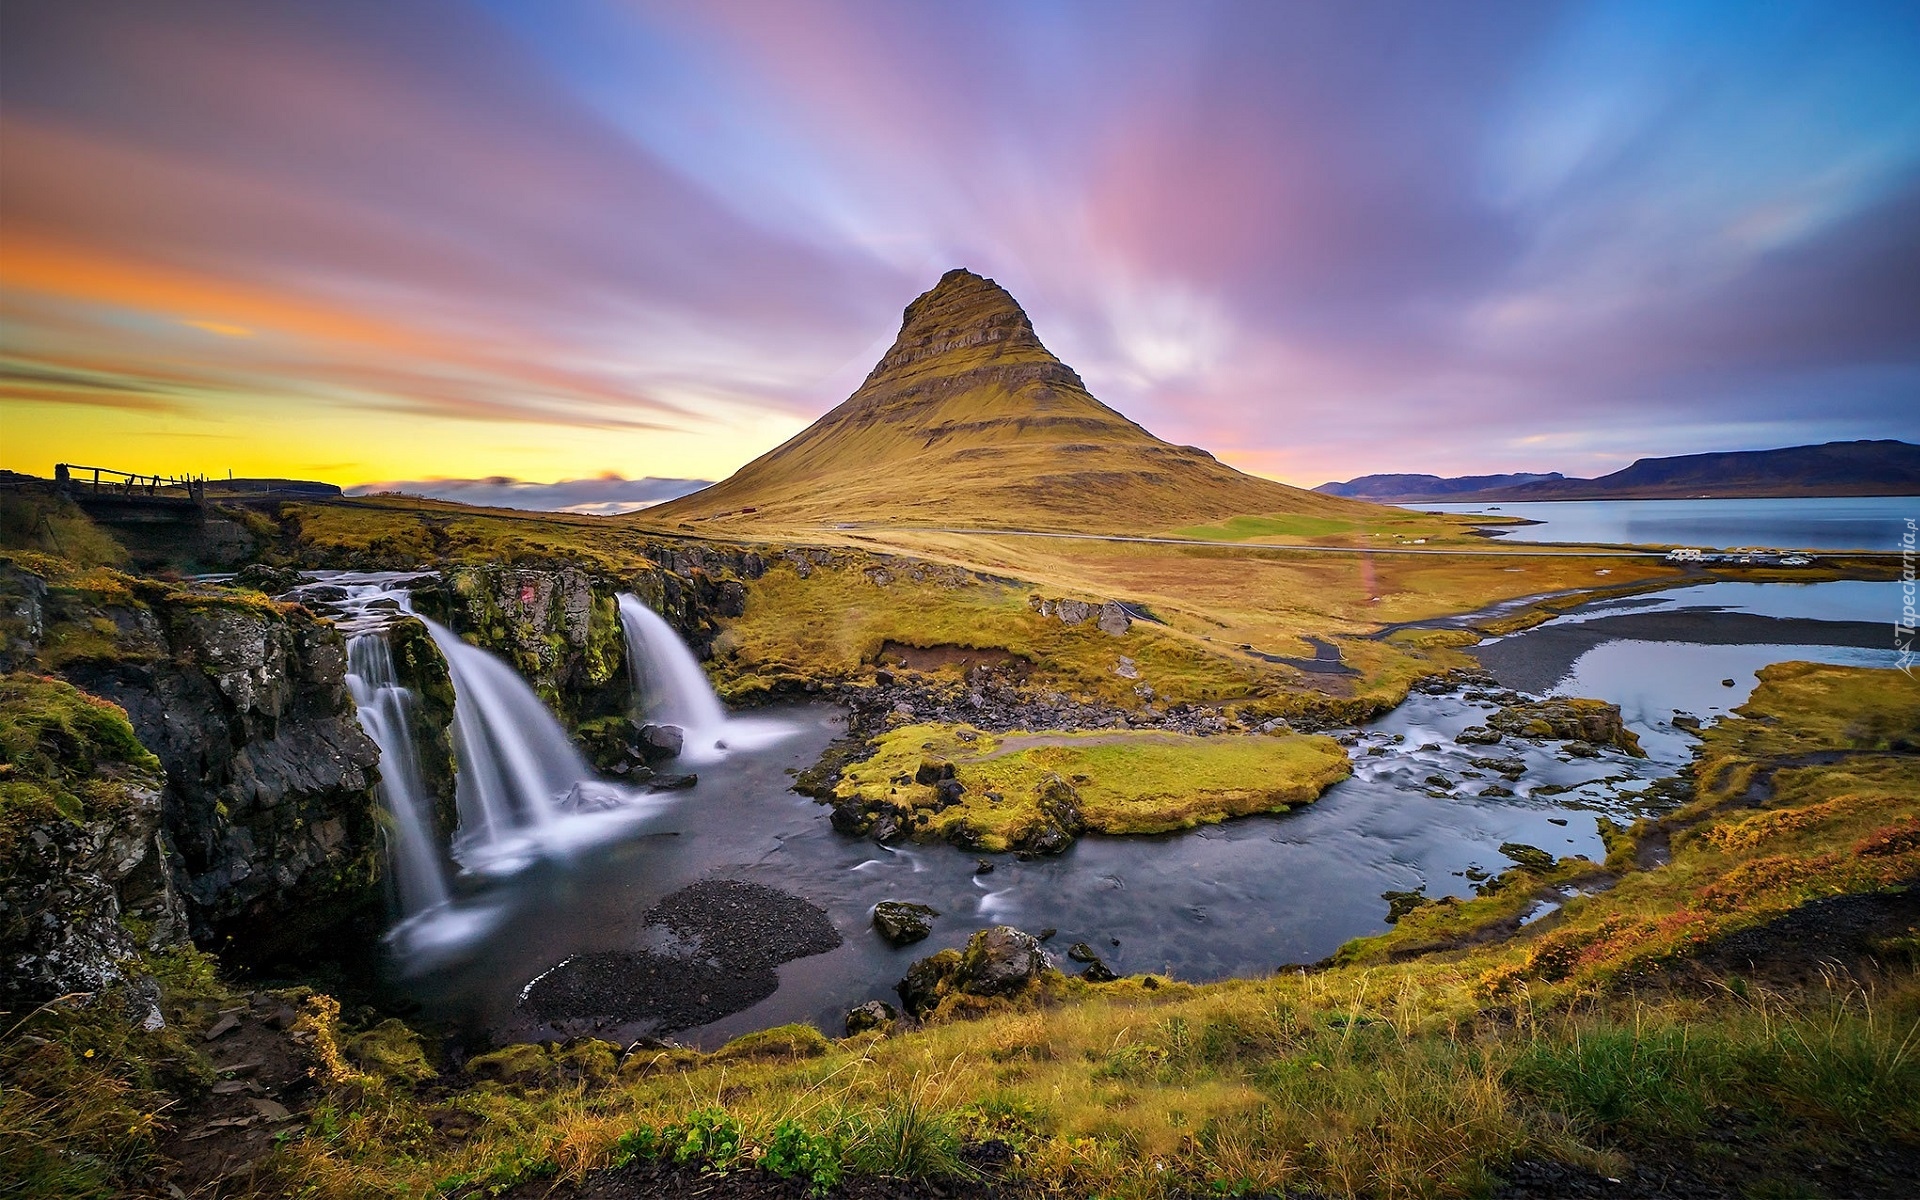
4, 0, 1916, 501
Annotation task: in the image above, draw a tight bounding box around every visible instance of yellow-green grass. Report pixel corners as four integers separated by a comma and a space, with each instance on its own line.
279, 497, 670, 573
1170, 508, 1515, 548
713, 558, 1284, 709
835, 723, 1352, 846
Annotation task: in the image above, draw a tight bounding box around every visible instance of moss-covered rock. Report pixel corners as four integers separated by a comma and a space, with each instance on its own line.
466, 1042, 553, 1087
0, 673, 184, 1015
1487, 698, 1644, 756
2, 559, 387, 962
346, 1018, 437, 1085
709, 1023, 832, 1062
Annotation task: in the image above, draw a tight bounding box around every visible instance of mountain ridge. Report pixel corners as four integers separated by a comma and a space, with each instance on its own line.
647, 269, 1376, 534
1316, 440, 1920, 503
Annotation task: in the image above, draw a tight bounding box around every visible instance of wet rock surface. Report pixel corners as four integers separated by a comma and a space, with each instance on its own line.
898, 924, 1050, 1017
871, 900, 937, 945
518, 880, 842, 1034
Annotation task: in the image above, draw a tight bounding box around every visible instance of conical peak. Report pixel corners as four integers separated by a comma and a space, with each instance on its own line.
863, 267, 1062, 386
903, 268, 1024, 328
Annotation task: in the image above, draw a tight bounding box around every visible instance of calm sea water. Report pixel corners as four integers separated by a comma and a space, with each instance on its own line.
1410, 495, 1916, 550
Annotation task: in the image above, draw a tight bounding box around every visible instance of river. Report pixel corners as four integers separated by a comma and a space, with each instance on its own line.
379, 576, 1904, 1049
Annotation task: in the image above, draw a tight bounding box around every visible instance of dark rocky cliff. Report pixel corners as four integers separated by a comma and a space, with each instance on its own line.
1, 559, 385, 965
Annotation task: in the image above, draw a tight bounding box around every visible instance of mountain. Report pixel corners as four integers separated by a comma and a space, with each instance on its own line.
1315, 472, 1563, 501
1320, 441, 1920, 503
647, 269, 1379, 534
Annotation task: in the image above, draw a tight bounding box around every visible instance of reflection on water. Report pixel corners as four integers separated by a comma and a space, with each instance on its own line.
1414, 495, 1915, 551
386, 579, 1900, 1048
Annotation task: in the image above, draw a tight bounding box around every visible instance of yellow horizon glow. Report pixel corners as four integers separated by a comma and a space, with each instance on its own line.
0, 395, 812, 486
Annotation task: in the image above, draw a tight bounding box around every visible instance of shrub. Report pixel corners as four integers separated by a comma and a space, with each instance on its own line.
760, 1119, 843, 1195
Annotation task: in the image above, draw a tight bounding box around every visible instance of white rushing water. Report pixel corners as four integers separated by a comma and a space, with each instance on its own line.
424, 618, 589, 844
617, 593, 795, 762
344, 631, 450, 916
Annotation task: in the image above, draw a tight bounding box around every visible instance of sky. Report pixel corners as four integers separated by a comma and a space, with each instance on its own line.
4, 0, 1917, 509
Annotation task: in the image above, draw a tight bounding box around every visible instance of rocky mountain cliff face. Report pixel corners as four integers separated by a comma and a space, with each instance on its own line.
0, 561, 384, 967
648, 268, 1377, 535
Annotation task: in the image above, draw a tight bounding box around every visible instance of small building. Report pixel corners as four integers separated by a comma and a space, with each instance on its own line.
1666, 547, 1706, 562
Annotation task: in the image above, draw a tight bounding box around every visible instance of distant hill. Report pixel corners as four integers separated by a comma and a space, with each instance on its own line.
1317, 440, 1920, 503
647, 269, 1381, 534
1316, 472, 1563, 501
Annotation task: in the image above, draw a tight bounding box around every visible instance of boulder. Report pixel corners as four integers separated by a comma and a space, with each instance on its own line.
932, 777, 966, 808
1066, 941, 1099, 963
956, 925, 1046, 997
830, 802, 873, 836
897, 948, 963, 1017
869, 813, 906, 845
914, 759, 956, 785
896, 925, 1049, 1018
1081, 959, 1118, 983
1454, 726, 1503, 745
1055, 599, 1093, 625
232, 563, 304, 595
845, 999, 898, 1036
1097, 602, 1132, 636
636, 723, 685, 762
873, 900, 938, 946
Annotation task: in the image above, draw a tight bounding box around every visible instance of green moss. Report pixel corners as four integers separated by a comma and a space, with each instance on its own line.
709, 1023, 833, 1062
346, 1019, 438, 1085
467, 1043, 555, 1087
837, 723, 1352, 848
0, 673, 160, 853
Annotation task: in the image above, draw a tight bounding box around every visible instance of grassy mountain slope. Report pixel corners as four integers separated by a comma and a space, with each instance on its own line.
645, 269, 1384, 536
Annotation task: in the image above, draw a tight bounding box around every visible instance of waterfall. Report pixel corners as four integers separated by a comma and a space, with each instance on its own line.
615, 593, 801, 763
422, 617, 592, 855
344, 631, 450, 916
618, 594, 729, 751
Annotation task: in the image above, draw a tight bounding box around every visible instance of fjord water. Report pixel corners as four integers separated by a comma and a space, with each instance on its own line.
387, 576, 1901, 1049
1415, 494, 1915, 549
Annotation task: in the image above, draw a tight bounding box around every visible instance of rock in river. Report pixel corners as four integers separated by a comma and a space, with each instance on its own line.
873, 900, 938, 945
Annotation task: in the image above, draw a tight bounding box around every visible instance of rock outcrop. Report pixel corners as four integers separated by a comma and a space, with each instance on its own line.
896, 924, 1054, 1019
0, 674, 186, 1020
1, 560, 386, 961
1486, 698, 1645, 756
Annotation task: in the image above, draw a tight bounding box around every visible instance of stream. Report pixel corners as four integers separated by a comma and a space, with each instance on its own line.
314, 574, 1902, 1048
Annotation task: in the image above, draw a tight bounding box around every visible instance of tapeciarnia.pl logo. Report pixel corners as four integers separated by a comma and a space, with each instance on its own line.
1900, 517, 1916, 677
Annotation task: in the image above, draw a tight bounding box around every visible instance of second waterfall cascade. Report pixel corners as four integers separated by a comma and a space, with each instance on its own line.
616, 593, 795, 762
